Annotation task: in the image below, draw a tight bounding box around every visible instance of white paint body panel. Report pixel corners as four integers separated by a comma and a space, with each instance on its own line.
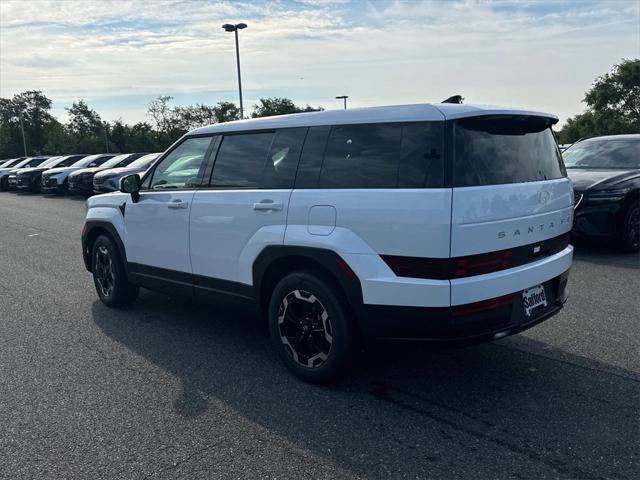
451, 178, 573, 256
190, 190, 291, 283
124, 191, 195, 272
287, 189, 452, 257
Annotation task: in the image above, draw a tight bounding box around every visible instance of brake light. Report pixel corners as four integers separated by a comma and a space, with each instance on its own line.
452, 294, 514, 317
382, 250, 512, 280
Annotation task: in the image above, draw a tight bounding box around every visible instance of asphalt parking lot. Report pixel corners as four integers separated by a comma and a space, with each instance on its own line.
0, 192, 638, 480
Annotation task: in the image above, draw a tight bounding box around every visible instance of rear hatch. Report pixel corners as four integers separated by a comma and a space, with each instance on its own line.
450, 115, 573, 257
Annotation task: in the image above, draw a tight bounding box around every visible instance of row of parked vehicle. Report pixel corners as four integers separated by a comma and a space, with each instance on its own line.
0, 152, 161, 195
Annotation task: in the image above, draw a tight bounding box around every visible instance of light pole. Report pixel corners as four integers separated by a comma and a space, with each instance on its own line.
18, 112, 27, 156
222, 23, 247, 119
336, 95, 348, 109
103, 123, 109, 153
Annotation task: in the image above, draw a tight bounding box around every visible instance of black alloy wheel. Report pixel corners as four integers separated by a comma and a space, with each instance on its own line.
269, 270, 355, 383
91, 235, 139, 307
277, 289, 333, 369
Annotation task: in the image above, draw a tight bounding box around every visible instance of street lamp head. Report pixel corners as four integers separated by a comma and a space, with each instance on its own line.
222, 23, 247, 32
336, 95, 348, 99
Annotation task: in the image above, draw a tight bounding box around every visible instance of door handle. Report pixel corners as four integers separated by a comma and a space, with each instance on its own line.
253, 201, 283, 211
168, 200, 188, 209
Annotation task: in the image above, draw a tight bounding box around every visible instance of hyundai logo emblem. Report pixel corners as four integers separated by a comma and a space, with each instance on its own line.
539, 190, 551, 204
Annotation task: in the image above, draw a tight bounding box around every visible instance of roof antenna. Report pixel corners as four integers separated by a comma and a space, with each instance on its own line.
442, 95, 464, 104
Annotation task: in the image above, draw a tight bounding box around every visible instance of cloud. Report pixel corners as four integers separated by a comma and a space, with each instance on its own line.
1, 0, 637, 125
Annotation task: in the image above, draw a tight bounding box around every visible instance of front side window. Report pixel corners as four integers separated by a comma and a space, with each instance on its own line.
454, 115, 565, 187
149, 136, 212, 189
563, 139, 640, 169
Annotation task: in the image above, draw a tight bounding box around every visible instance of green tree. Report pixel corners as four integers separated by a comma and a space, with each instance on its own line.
212, 101, 240, 123
558, 58, 640, 143
0, 90, 56, 156
252, 97, 323, 118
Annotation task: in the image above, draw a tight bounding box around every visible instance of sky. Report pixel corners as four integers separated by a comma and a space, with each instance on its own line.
1, 0, 639, 126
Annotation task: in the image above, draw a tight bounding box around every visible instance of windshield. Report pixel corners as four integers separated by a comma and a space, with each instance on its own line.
38, 156, 62, 168
1, 158, 24, 168
128, 153, 160, 168
99, 154, 131, 169
70, 154, 115, 168
21, 157, 49, 168
54, 155, 86, 167
563, 139, 639, 169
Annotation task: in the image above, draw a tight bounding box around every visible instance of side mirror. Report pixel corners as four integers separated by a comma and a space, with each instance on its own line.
120, 174, 141, 202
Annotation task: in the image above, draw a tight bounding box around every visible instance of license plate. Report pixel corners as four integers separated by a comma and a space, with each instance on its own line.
522, 284, 547, 317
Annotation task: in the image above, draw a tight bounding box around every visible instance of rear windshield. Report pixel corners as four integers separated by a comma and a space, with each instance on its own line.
563, 139, 639, 169
454, 116, 565, 187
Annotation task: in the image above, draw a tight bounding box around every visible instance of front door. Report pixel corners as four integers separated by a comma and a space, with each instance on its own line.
124, 136, 213, 276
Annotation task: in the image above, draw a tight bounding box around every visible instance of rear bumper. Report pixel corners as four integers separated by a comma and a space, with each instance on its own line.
358, 272, 568, 342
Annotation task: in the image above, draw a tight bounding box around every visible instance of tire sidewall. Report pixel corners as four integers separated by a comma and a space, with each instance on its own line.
268, 271, 353, 384
91, 235, 137, 307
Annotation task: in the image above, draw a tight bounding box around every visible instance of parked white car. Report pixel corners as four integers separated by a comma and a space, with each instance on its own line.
82, 103, 574, 382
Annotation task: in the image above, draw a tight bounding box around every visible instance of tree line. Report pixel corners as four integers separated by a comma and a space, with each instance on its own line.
0, 94, 322, 158
0, 58, 637, 159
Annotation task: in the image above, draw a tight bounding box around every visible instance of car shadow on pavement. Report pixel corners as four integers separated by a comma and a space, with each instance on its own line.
91, 292, 638, 480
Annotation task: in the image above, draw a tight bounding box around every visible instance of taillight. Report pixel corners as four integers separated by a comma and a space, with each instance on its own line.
452, 294, 514, 317
382, 250, 512, 280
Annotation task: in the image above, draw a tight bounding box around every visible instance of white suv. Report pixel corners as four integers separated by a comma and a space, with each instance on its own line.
82, 103, 573, 383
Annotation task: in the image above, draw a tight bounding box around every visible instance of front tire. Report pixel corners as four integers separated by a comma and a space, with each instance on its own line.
91, 235, 139, 307
268, 270, 355, 384
618, 201, 639, 253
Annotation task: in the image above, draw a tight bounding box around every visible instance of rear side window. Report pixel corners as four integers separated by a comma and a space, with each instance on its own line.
454, 116, 564, 187
297, 122, 444, 189
211, 128, 305, 189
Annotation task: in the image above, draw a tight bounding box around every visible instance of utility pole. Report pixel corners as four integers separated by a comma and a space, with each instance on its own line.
19, 113, 27, 156
103, 123, 109, 153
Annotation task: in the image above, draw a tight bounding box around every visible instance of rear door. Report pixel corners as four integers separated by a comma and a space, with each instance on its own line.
450, 115, 573, 257
189, 128, 306, 289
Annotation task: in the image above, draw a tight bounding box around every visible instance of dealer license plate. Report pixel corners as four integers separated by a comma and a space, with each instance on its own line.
522, 285, 547, 317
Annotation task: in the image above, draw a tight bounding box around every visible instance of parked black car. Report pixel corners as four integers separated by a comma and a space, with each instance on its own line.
0, 157, 50, 191
93, 152, 160, 193
15, 154, 88, 192
565, 134, 639, 252
68, 153, 147, 195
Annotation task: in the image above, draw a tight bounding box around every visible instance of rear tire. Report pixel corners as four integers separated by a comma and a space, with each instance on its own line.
91, 235, 139, 307
268, 270, 355, 384
618, 201, 639, 253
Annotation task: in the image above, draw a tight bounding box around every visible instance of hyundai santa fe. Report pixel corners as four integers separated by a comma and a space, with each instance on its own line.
82, 103, 574, 383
